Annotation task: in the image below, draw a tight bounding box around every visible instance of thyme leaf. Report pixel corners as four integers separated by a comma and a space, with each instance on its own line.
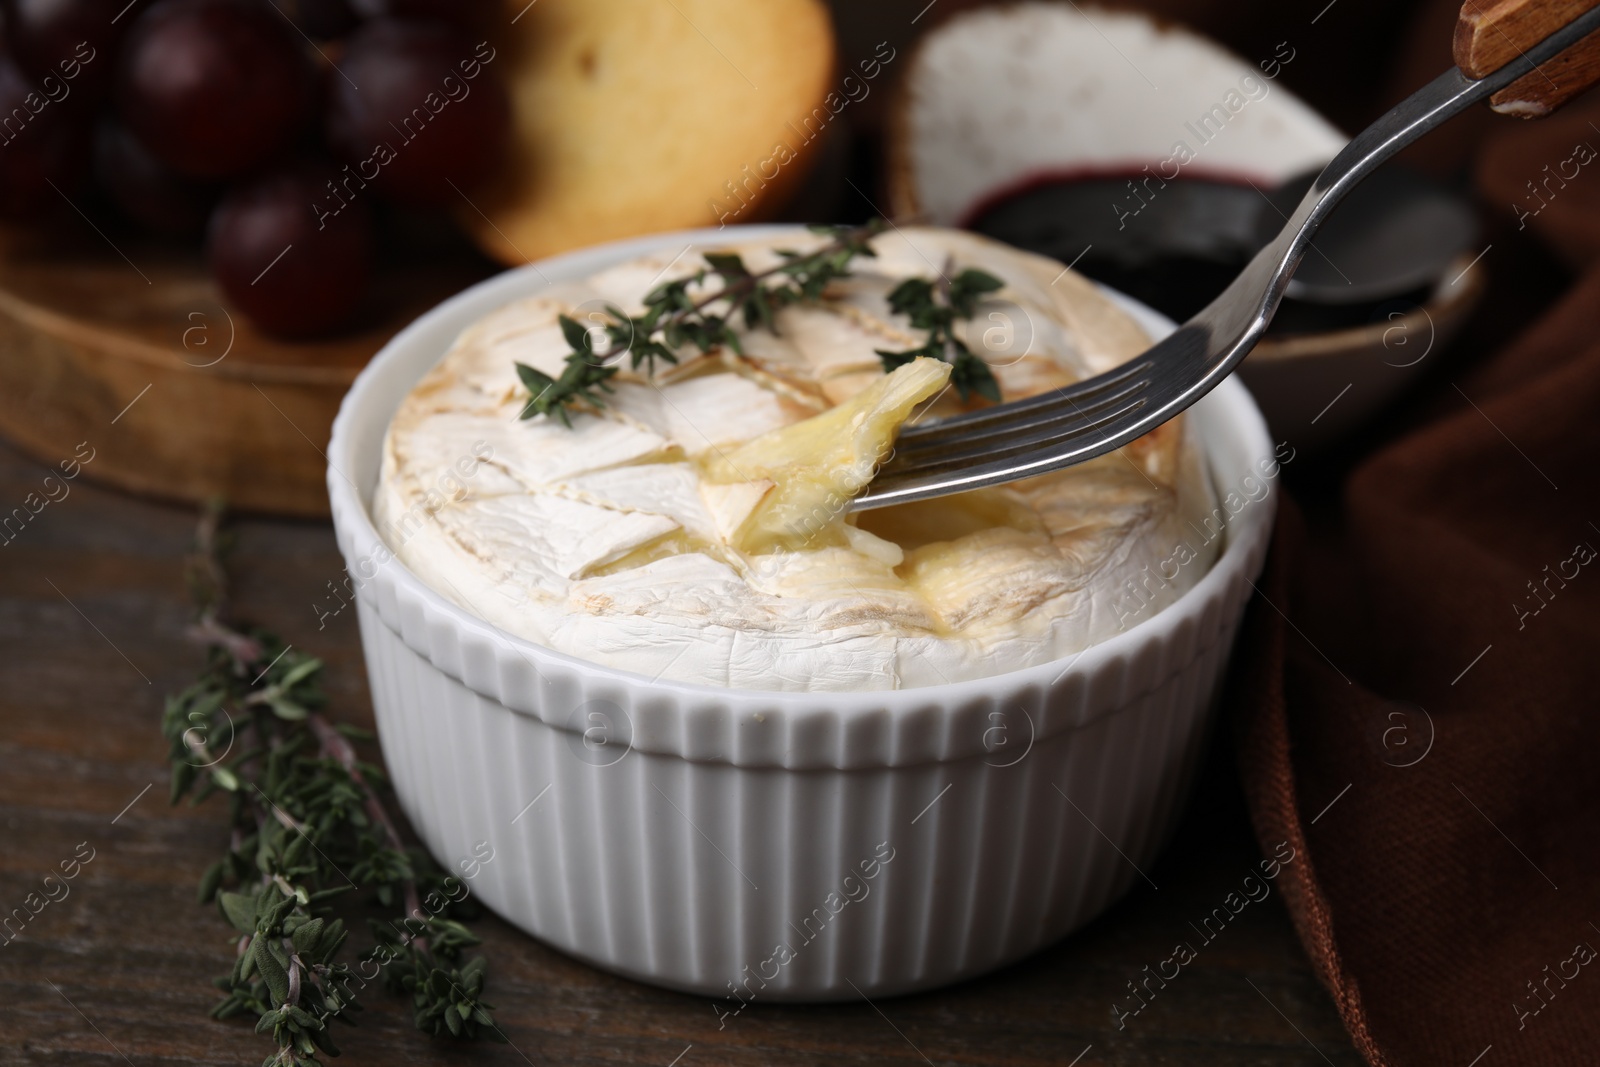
516, 221, 1013, 423
168, 501, 503, 1067
517, 219, 888, 424
875, 267, 1005, 403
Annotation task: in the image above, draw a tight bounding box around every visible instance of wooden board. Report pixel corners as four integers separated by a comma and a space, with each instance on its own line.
0, 222, 495, 517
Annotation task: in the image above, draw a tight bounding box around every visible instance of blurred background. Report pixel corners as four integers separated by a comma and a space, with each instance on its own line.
0, 0, 1562, 512
0, 0, 1555, 511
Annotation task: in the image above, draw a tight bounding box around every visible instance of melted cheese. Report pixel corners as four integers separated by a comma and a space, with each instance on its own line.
701, 357, 951, 552
375, 228, 1220, 692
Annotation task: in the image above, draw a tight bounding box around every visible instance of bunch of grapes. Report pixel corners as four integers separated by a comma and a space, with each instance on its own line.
0, 0, 510, 336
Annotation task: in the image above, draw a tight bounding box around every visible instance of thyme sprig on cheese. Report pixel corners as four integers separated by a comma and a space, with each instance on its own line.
514, 219, 1005, 426
875, 266, 1005, 402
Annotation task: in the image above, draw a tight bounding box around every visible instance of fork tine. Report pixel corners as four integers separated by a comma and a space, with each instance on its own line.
900, 358, 1152, 439
861, 397, 1159, 507
880, 397, 1148, 478
892, 374, 1153, 457
850, 324, 1214, 511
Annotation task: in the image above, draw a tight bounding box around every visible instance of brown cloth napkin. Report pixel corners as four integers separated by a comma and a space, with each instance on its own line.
865, 3, 1595, 1057
1229, 84, 1600, 1067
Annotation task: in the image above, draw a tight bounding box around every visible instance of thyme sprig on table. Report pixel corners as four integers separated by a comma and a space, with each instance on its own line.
875, 266, 1005, 402
514, 218, 1009, 425
165, 501, 503, 1067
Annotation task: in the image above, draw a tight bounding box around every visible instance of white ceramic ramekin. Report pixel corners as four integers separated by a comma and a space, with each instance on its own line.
327, 225, 1276, 1002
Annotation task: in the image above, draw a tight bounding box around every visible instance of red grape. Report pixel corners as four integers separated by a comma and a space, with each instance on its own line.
115, 0, 316, 180
1, 0, 125, 105
324, 18, 509, 208
0, 54, 90, 216
94, 119, 216, 235
208, 160, 371, 337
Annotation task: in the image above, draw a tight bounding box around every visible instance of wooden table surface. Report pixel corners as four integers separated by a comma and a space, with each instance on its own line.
0, 435, 1361, 1067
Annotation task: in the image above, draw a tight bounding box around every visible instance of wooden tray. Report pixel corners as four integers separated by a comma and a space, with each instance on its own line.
0, 224, 494, 517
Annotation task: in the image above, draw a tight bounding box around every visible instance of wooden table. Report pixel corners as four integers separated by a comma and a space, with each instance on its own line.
0, 436, 1361, 1066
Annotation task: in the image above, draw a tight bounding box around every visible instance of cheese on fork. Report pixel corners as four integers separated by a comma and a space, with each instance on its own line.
701, 357, 951, 553
374, 228, 1221, 692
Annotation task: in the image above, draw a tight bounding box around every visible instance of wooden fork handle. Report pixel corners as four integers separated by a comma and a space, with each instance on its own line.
1455, 0, 1600, 116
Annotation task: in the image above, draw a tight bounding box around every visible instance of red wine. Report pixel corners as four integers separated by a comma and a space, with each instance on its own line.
967, 172, 1431, 333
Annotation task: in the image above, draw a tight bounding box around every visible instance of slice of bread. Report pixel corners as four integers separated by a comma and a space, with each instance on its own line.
464, 0, 836, 265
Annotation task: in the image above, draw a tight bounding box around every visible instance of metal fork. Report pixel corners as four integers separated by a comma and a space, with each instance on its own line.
851, 1, 1600, 511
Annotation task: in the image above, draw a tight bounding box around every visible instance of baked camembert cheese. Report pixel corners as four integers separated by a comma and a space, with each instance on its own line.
375, 228, 1220, 691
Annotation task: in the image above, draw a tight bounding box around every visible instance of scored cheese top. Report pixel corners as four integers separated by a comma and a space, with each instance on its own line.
375, 228, 1220, 692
